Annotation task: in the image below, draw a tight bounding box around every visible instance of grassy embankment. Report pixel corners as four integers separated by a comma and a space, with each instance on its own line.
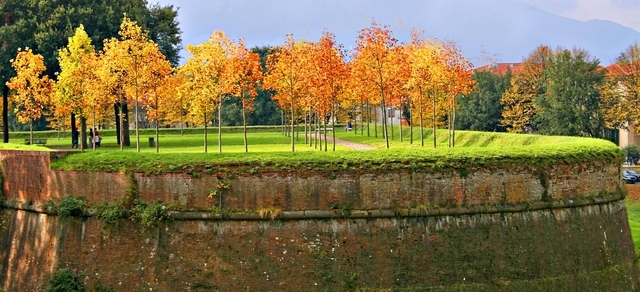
0, 125, 621, 175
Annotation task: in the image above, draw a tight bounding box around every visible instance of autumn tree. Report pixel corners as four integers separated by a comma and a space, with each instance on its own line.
440, 41, 474, 147
55, 25, 95, 150
351, 21, 404, 148
180, 31, 233, 153
141, 45, 173, 153
501, 45, 551, 133
309, 30, 348, 151
6, 48, 53, 143
264, 34, 312, 152
601, 43, 640, 134
406, 32, 447, 147
227, 39, 263, 152
0, 0, 181, 142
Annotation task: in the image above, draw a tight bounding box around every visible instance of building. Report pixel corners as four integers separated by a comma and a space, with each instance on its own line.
473, 62, 522, 75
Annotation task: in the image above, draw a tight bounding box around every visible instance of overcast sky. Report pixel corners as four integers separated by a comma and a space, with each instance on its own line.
151, 0, 640, 64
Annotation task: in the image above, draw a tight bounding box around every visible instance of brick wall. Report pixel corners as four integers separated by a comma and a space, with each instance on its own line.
0, 150, 635, 291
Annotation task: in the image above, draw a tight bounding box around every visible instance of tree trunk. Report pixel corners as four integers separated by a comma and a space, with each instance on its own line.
323, 118, 327, 152
399, 99, 403, 143
304, 107, 311, 147
315, 113, 319, 149
433, 95, 437, 148
80, 117, 87, 151
114, 103, 121, 145
331, 104, 336, 151
420, 90, 424, 146
390, 106, 395, 141
122, 103, 131, 147
281, 111, 285, 135
119, 103, 124, 150
373, 105, 378, 138
135, 99, 140, 152
218, 100, 222, 153
204, 110, 208, 153
2, 84, 8, 143
155, 118, 159, 153
92, 110, 96, 151
29, 120, 33, 145
451, 100, 456, 148
156, 97, 160, 153
409, 101, 414, 144
71, 113, 77, 146
180, 96, 184, 136
290, 105, 295, 152
242, 102, 248, 153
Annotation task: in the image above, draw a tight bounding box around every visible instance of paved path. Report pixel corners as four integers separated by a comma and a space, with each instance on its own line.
333, 137, 376, 150
309, 134, 376, 151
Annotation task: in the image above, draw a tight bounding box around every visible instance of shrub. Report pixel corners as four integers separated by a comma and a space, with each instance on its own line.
624, 144, 640, 165
44, 268, 84, 292
93, 202, 125, 226
133, 199, 170, 228
57, 195, 87, 217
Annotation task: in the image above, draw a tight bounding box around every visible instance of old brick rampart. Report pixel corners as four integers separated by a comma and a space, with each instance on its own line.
0, 150, 636, 291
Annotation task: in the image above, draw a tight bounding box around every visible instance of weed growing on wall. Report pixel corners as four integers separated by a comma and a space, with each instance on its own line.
258, 206, 281, 220
44, 268, 84, 292
119, 172, 139, 209
57, 195, 87, 217
132, 199, 170, 228
93, 202, 126, 226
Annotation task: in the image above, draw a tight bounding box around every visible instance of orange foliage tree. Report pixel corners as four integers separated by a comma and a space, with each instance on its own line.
440, 41, 474, 147
309, 30, 348, 151
6, 48, 54, 144
264, 34, 313, 152
351, 21, 404, 148
227, 38, 263, 152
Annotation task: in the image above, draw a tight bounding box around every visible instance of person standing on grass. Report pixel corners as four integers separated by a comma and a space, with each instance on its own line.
94, 128, 101, 148
89, 128, 94, 147
71, 128, 79, 148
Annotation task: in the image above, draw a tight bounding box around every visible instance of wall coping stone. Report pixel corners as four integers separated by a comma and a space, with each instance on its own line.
1, 192, 623, 221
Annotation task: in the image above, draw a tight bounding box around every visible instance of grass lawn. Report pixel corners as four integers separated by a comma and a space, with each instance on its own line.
44, 131, 350, 153
2, 124, 622, 174
626, 199, 640, 254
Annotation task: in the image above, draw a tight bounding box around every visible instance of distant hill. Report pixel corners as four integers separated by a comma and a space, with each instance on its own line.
171, 0, 640, 66
336, 0, 640, 65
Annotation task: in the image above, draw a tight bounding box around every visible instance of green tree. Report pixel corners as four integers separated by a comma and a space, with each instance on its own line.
0, 0, 181, 141
456, 70, 511, 132
533, 48, 605, 137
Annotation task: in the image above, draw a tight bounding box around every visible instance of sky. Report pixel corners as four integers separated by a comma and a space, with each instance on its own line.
151, 0, 640, 64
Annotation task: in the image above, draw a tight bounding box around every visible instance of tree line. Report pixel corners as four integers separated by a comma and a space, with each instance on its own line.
5, 18, 477, 152
457, 44, 640, 144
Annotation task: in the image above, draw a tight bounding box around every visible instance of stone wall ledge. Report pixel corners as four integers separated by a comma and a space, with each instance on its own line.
1, 192, 624, 221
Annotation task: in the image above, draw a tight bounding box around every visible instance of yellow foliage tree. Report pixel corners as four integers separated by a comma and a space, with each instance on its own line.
501, 45, 551, 133
6, 48, 53, 144
263, 34, 313, 152
180, 30, 234, 153
55, 25, 96, 150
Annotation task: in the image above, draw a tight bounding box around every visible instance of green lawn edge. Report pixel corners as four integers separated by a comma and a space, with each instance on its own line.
43, 133, 621, 174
